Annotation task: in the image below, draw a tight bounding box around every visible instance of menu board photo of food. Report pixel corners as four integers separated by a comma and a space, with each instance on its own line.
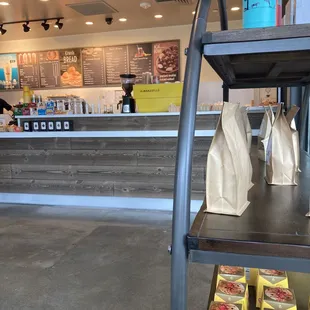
0, 54, 19, 90
59, 48, 82, 87
153, 41, 180, 83
17, 52, 40, 88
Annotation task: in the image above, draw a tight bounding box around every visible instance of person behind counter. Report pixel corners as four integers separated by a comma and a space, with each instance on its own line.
0, 98, 14, 114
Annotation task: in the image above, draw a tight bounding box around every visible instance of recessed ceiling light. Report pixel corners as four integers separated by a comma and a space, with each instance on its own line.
119, 18, 127, 22
192, 11, 195, 15
85, 21, 94, 25
154, 14, 163, 19
40, 0, 49, 2
0, 2, 9, 5
231, 7, 240, 11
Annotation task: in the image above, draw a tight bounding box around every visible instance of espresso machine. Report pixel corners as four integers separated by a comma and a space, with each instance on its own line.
118, 74, 136, 113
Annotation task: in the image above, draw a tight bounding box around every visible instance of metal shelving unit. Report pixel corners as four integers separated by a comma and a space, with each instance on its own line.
171, 1, 310, 309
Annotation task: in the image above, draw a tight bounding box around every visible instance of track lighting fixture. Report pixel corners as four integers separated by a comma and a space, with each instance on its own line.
41, 20, 49, 31
55, 19, 63, 30
23, 21, 30, 32
0, 24, 7, 35
0, 17, 63, 35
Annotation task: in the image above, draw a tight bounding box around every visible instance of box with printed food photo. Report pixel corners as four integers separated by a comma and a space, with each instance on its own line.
214, 280, 249, 310
216, 266, 246, 286
261, 286, 297, 310
256, 269, 289, 308
209, 301, 243, 310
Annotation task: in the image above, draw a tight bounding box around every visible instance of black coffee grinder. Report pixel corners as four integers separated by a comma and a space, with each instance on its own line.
118, 74, 136, 113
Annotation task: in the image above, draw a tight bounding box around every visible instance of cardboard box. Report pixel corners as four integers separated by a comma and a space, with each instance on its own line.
214, 280, 249, 310
134, 83, 183, 113
209, 301, 243, 310
217, 266, 246, 286
261, 286, 296, 310
256, 270, 289, 308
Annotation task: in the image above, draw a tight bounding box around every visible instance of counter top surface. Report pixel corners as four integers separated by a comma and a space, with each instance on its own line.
14, 108, 266, 119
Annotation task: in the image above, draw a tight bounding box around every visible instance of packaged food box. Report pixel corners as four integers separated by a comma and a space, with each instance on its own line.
261, 286, 296, 310
256, 269, 289, 308
245, 268, 258, 286
214, 280, 249, 310
209, 301, 243, 310
217, 266, 246, 286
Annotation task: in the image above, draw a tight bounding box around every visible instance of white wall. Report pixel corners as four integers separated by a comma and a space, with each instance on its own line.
0, 20, 255, 108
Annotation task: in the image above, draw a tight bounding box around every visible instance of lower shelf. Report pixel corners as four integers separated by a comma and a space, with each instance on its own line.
207, 266, 310, 310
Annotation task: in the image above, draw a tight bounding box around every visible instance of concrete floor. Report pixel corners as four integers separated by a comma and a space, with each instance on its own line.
0, 204, 213, 310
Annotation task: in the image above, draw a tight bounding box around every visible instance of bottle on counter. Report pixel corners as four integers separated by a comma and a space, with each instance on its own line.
23, 86, 31, 107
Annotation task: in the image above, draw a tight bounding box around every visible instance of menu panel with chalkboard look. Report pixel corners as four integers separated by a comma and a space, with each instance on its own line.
104, 45, 128, 85
39, 50, 61, 88
59, 48, 82, 88
128, 43, 152, 84
81, 47, 105, 86
17, 52, 40, 88
153, 41, 180, 83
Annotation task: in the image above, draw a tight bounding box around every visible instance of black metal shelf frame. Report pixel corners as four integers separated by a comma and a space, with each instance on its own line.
170, 1, 310, 309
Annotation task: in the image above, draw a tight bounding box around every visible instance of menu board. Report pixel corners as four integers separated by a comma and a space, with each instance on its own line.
153, 41, 180, 83
0, 54, 19, 90
104, 45, 128, 85
59, 48, 82, 87
17, 52, 40, 88
39, 50, 61, 88
0, 39, 180, 91
128, 43, 152, 84
81, 47, 105, 86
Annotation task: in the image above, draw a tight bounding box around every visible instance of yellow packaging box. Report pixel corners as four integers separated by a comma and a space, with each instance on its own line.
136, 97, 181, 113
256, 269, 289, 308
261, 286, 297, 310
217, 266, 246, 286
215, 280, 249, 310
245, 268, 258, 286
133, 83, 183, 112
209, 301, 243, 310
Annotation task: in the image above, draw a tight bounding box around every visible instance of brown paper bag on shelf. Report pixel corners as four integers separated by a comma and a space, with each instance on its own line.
286, 106, 301, 172
205, 102, 252, 216
266, 104, 299, 185
258, 107, 274, 161
240, 107, 252, 153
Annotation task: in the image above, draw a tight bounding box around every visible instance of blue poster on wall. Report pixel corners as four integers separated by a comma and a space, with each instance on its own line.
243, 0, 277, 28
0, 53, 19, 90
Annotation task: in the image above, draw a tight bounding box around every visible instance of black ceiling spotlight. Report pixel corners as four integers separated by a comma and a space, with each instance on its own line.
0, 24, 7, 35
55, 18, 63, 30
41, 19, 50, 31
23, 21, 31, 32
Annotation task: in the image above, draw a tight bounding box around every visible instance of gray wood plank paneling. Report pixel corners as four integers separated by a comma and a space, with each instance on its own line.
11, 164, 205, 184
137, 150, 208, 167
70, 137, 212, 151
0, 150, 138, 166
0, 138, 71, 150
114, 181, 205, 199
0, 165, 11, 179
0, 178, 114, 196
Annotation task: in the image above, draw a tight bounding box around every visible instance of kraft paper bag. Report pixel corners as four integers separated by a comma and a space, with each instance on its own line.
266, 104, 299, 185
286, 106, 301, 172
258, 107, 274, 161
240, 107, 252, 153
205, 102, 252, 216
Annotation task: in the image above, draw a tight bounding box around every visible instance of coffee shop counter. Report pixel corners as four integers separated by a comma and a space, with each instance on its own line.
0, 110, 264, 211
